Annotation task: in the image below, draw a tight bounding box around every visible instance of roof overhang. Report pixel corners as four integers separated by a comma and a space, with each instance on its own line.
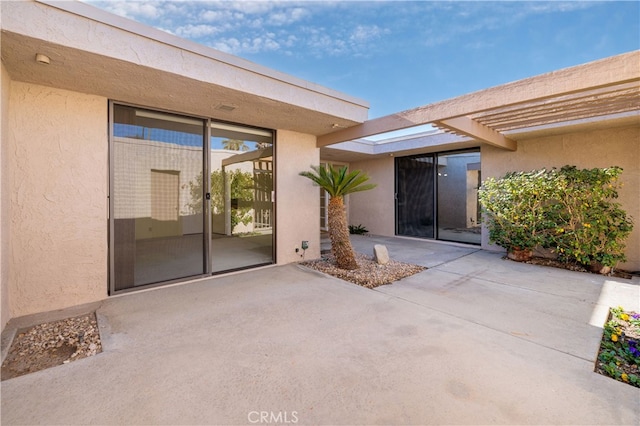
321, 130, 476, 162
318, 50, 640, 152
1, 0, 369, 136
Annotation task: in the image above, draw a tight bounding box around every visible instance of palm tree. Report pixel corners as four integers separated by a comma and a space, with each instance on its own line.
300, 165, 376, 270
222, 139, 250, 151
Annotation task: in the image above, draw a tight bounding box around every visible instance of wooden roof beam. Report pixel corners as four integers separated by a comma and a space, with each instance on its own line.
434, 117, 517, 151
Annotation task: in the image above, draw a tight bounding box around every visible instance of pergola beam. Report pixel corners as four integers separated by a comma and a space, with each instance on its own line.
317, 50, 640, 147
434, 117, 517, 151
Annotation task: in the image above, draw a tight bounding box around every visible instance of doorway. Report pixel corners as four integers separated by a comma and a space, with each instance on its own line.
395, 149, 481, 244
110, 105, 207, 291
109, 103, 275, 293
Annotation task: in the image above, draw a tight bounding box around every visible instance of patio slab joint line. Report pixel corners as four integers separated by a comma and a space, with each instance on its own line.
373, 287, 597, 364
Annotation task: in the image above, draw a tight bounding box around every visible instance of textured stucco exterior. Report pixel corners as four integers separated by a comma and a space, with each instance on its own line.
275, 130, 320, 264
1, 62, 11, 329
348, 157, 395, 236
482, 125, 640, 272
8, 82, 108, 318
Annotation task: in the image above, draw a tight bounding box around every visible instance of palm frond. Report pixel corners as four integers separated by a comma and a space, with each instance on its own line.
299, 164, 376, 197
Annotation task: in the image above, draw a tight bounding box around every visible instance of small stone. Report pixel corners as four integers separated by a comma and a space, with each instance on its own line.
373, 244, 390, 265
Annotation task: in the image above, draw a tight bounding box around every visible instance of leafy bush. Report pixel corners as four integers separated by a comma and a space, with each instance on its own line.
349, 224, 369, 235
548, 166, 633, 268
188, 169, 255, 233
479, 166, 634, 269
478, 169, 558, 251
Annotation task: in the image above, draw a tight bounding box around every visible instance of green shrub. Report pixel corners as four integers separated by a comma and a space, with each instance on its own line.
479, 166, 634, 270
478, 169, 558, 251
349, 224, 369, 235
549, 166, 633, 268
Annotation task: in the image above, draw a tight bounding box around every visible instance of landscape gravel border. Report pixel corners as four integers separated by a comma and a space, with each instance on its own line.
302, 252, 427, 288
1, 312, 102, 380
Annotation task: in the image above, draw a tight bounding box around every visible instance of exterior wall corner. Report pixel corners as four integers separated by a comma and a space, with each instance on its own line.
275, 130, 320, 264
1, 62, 12, 330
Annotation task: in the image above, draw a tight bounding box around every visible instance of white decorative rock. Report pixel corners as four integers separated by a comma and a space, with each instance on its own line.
373, 244, 389, 265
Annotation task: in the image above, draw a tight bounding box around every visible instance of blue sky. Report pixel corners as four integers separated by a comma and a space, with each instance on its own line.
86, 1, 639, 120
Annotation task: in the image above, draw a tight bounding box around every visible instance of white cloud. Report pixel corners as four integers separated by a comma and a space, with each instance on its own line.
524, 1, 596, 14
349, 25, 386, 43
175, 24, 221, 38
83, 1, 604, 59
268, 7, 310, 26
221, 1, 277, 15
210, 34, 282, 55
200, 9, 234, 23
413, 1, 602, 49
96, 1, 164, 20
211, 37, 241, 54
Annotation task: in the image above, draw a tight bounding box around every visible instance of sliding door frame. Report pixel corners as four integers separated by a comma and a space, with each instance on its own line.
108, 101, 212, 295
394, 148, 481, 244
108, 101, 276, 294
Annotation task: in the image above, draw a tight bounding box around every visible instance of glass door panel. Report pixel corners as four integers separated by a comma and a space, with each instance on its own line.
320, 188, 328, 231
436, 151, 481, 244
319, 162, 328, 231
395, 155, 435, 238
209, 123, 274, 273
110, 105, 206, 291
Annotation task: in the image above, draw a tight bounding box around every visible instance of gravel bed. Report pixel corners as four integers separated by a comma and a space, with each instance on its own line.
302, 252, 426, 288
1, 313, 102, 380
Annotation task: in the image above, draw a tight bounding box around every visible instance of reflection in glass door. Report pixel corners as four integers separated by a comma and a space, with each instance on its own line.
209, 123, 274, 273
395, 150, 481, 245
436, 151, 481, 244
395, 155, 436, 238
110, 104, 207, 292
320, 188, 328, 231
110, 105, 276, 291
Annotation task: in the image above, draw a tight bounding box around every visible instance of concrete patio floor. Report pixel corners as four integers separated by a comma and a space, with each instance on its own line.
1, 235, 639, 425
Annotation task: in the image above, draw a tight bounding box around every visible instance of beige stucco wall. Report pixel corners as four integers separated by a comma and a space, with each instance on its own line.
1, 62, 11, 329
8, 82, 108, 318
275, 130, 320, 263
348, 157, 395, 236
482, 125, 640, 272
4, 83, 322, 320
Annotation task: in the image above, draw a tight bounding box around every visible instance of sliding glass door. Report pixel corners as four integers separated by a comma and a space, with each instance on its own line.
109, 103, 276, 292
209, 123, 274, 273
436, 151, 481, 244
395, 150, 481, 244
110, 104, 207, 291
395, 155, 436, 238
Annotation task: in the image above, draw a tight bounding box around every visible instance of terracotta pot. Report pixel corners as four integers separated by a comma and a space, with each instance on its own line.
589, 261, 612, 275
507, 248, 533, 262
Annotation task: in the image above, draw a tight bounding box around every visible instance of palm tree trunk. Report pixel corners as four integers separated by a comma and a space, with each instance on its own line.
328, 195, 358, 270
